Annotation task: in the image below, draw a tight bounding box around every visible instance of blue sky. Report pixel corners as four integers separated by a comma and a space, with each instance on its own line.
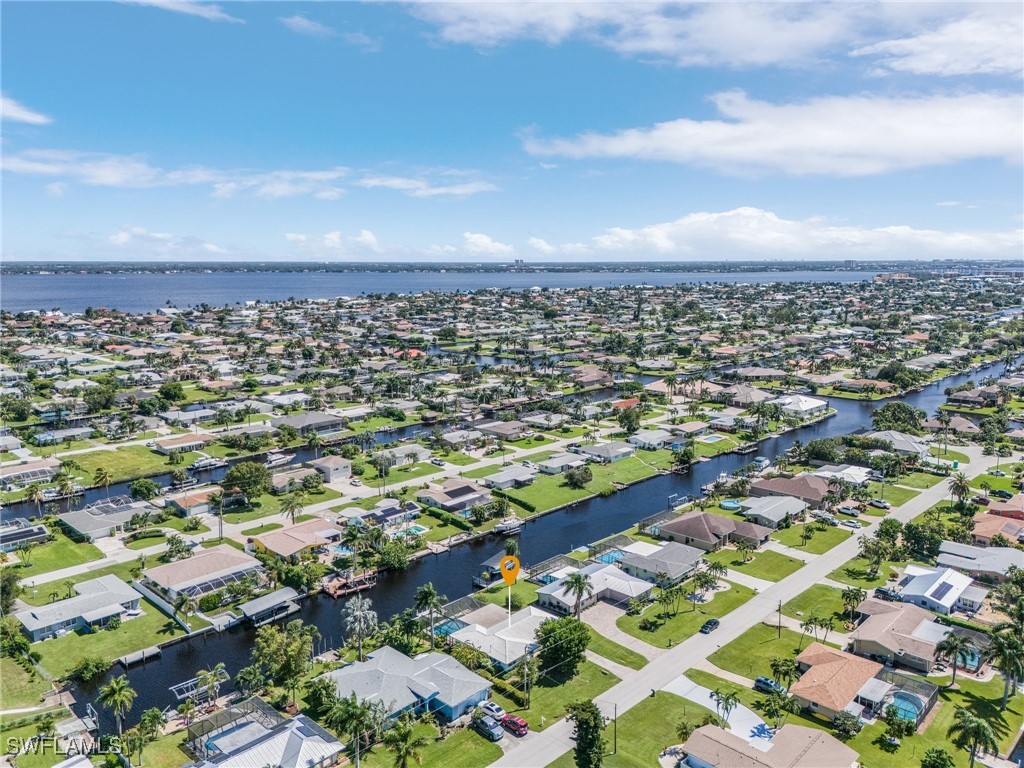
2, 1, 1022, 261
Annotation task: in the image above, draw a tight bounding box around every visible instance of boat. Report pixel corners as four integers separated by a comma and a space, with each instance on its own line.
494, 515, 522, 534
189, 457, 227, 471
264, 450, 293, 468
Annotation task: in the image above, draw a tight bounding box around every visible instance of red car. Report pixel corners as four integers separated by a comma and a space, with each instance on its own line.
502, 714, 529, 737
971, 495, 991, 505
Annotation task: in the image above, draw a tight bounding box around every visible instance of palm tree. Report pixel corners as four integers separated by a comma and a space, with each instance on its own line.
307, 432, 324, 459
382, 713, 429, 768
769, 657, 798, 692
504, 537, 519, 557
342, 525, 367, 572
99, 674, 137, 737
563, 572, 594, 618
858, 536, 892, 579
343, 595, 378, 662
983, 633, 1024, 709
947, 707, 998, 768
736, 540, 755, 563
25, 483, 45, 516
281, 492, 305, 525
174, 593, 198, 627
414, 582, 446, 649
705, 561, 727, 589
326, 694, 381, 768
93, 466, 113, 497
948, 471, 971, 510
710, 689, 739, 721
841, 586, 866, 625
937, 632, 976, 688
762, 689, 800, 729
196, 662, 226, 703
177, 698, 196, 726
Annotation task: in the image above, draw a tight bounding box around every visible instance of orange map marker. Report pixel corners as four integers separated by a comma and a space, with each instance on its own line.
499, 555, 520, 585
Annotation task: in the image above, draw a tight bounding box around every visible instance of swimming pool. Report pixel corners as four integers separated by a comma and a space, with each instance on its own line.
720, 500, 741, 511
595, 549, 626, 564
395, 524, 429, 538
963, 646, 981, 671
889, 691, 924, 722
330, 544, 354, 556
701, 435, 725, 443
434, 618, 466, 638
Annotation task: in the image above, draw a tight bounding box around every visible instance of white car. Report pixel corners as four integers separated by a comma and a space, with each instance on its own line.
841, 519, 863, 529
479, 701, 507, 721
350, 478, 362, 486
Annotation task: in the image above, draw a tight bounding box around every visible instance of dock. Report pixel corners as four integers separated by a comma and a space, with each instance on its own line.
238, 587, 301, 626
324, 573, 378, 598
119, 646, 162, 668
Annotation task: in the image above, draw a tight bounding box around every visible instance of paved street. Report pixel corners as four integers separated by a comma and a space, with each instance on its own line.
488, 445, 995, 767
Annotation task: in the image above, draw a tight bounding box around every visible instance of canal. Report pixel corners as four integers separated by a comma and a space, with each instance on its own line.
67, 356, 1017, 727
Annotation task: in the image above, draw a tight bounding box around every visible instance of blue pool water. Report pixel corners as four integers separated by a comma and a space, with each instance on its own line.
720, 500, 741, 511
596, 549, 626, 564
702, 435, 725, 443
434, 618, 466, 637
963, 647, 981, 671
889, 692, 924, 721
330, 544, 354, 556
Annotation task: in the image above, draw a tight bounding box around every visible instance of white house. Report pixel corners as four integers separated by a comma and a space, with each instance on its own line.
899, 565, 988, 615
627, 428, 675, 450
537, 562, 653, 615
770, 394, 829, 419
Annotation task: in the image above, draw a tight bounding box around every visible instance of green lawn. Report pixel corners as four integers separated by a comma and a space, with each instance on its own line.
616, 581, 756, 648
970, 472, 1020, 494
438, 451, 478, 466
929, 446, 971, 464
20, 560, 139, 606
897, 471, 945, 489
708, 623, 831, 680
139, 728, 192, 768
587, 632, 647, 671
475, 578, 541, 608
781, 584, 850, 623
158, 516, 211, 534
241, 522, 283, 536
499, 457, 661, 513
358, 722, 502, 768
126, 533, 167, 550
828, 556, 905, 589
34, 598, 196, 678
704, 548, 803, 582
222, 487, 341, 523
462, 463, 504, 479
546, 691, 712, 768
863, 481, 919, 507
349, 414, 422, 434
771, 523, 851, 554
2, 709, 76, 768
693, 433, 742, 457
69, 445, 203, 484
0, 658, 50, 710
10, 532, 103, 576
493, 660, 620, 732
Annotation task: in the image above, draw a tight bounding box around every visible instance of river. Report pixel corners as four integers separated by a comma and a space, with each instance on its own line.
2, 270, 877, 314
66, 355, 1018, 728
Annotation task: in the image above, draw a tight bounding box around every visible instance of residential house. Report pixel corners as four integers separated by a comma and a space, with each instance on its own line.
988, 493, 1024, 521
947, 386, 1003, 409
922, 415, 980, 435
749, 475, 830, 507
482, 465, 537, 490
770, 395, 829, 419
575, 441, 636, 463
679, 724, 858, 768
627, 428, 675, 450
270, 411, 346, 437
865, 430, 930, 460
1, 458, 60, 489
441, 429, 483, 449
790, 643, 884, 721
653, 512, 772, 552
448, 605, 552, 670
378, 443, 431, 465
714, 384, 772, 407
899, 565, 988, 615
14, 575, 141, 642
0, 519, 49, 553
734, 366, 787, 381
269, 468, 319, 495
936, 541, 1024, 584
416, 478, 492, 512
321, 645, 491, 722
617, 542, 704, 586
253, 519, 344, 561
58, 497, 157, 540
537, 452, 588, 475
971, 513, 1024, 546
476, 420, 531, 441
153, 435, 210, 455
536, 562, 654, 615
166, 486, 225, 517
739, 496, 806, 529
142, 544, 264, 599
307, 455, 352, 483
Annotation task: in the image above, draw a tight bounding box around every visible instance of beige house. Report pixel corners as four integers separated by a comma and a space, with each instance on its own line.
790, 643, 882, 721
850, 598, 949, 673
680, 724, 858, 768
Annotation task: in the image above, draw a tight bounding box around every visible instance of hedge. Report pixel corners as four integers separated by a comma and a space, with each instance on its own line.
125, 528, 164, 543
492, 489, 536, 513
423, 506, 474, 532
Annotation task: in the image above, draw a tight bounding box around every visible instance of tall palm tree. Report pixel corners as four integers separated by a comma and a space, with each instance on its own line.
937, 632, 976, 688
841, 586, 867, 625
983, 633, 1024, 709
414, 582, 446, 649
281, 492, 305, 525
25, 483, 45, 516
326, 694, 379, 768
99, 674, 137, 737
177, 698, 196, 726
196, 662, 227, 703
710, 689, 739, 721
382, 713, 429, 768
93, 466, 113, 497
174, 593, 198, 627
343, 595, 378, 662
947, 707, 998, 768
342, 525, 367, 572
563, 572, 594, 618
307, 432, 324, 459
769, 657, 798, 692
705, 561, 727, 589
948, 471, 971, 510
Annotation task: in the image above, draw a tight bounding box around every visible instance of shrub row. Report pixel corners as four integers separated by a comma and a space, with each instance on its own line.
492, 489, 536, 513
423, 506, 474, 532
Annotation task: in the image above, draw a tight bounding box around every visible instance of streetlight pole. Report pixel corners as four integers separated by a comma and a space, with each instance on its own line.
777, 599, 782, 639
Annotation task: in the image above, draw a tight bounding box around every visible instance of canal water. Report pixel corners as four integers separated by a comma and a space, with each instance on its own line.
61, 356, 1018, 727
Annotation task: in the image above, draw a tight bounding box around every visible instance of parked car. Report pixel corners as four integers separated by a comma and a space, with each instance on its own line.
841, 519, 863, 529
869, 499, 891, 510
479, 701, 507, 720
992, 489, 1014, 499
522, 460, 536, 469
350, 478, 362, 486
874, 586, 901, 601
502, 714, 529, 737
989, 469, 1007, 477
837, 504, 860, 517
473, 716, 505, 742
812, 512, 838, 526
699, 619, 720, 634
971, 495, 991, 505
430, 458, 446, 466
753, 677, 785, 695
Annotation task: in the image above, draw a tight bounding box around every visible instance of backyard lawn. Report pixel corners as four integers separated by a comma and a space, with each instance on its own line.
587, 632, 648, 671
499, 457, 661, 513
617, 581, 756, 648
897, 471, 945, 489
34, 598, 199, 677
138, 728, 191, 768
863, 481, 919, 508
547, 691, 713, 768
475, 578, 541, 608
708, 623, 833, 680
771, 523, 851, 554
828, 556, 906, 589
19, 560, 138, 606
704, 548, 803, 582
358, 722, 502, 768
69, 445, 202, 484
0, 658, 50, 710
10, 532, 103, 576
222, 487, 340, 523
492, 660, 619, 732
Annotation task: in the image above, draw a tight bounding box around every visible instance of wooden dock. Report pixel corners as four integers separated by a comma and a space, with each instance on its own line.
324, 573, 378, 598
119, 646, 162, 668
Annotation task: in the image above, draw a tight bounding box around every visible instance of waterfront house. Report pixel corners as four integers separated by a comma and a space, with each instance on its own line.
617, 542, 704, 586
253, 519, 344, 561
865, 430, 930, 460
448, 605, 552, 670
536, 562, 653, 614
653, 512, 772, 552
269, 468, 319, 495
0, 458, 60, 489
476, 419, 531, 441
166, 486, 224, 517
307, 455, 352, 483
416, 478, 491, 512
377, 443, 431, 465
142, 544, 264, 599
769, 394, 829, 419
898, 564, 988, 615
575, 441, 636, 463
749, 475, 830, 507
627, 428, 674, 450
153, 435, 210, 455
739, 496, 806, 529
679, 724, 858, 768
536, 452, 588, 475
482, 464, 537, 490
270, 411, 346, 437
14, 574, 141, 642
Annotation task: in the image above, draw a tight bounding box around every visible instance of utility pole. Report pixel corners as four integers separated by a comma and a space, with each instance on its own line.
777, 599, 782, 639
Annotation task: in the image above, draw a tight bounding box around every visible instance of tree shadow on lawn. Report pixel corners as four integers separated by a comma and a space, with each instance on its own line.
157, 619, 181, 637
951, 688, 1015, 744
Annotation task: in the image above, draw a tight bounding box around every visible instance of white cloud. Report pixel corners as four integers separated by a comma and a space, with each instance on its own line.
2, 94, 52, 125
523, 90, 1023, 176
202, 242, 229, 254
323, 231, 344, 249
411, 2, 1023, 75
342, 31, 382, 52
527, 237, 557, 254
123, 1, 243, 23
357, 175, 498, 197
279, 14, 335, 38
533, 206, 1022, 259
462, 231, 514, 255
352, 229, 382, 252
851, 10, 1024, 77
284, 233, 308, 243
45, 182, 67, 198
104, 225, 231, 257
284, 229, 383, 254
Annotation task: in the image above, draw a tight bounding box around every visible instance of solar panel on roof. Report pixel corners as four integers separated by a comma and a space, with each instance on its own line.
931, 582, 954, 601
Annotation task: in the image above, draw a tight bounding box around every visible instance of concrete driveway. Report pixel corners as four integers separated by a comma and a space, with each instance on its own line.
662, 675, 771, 743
